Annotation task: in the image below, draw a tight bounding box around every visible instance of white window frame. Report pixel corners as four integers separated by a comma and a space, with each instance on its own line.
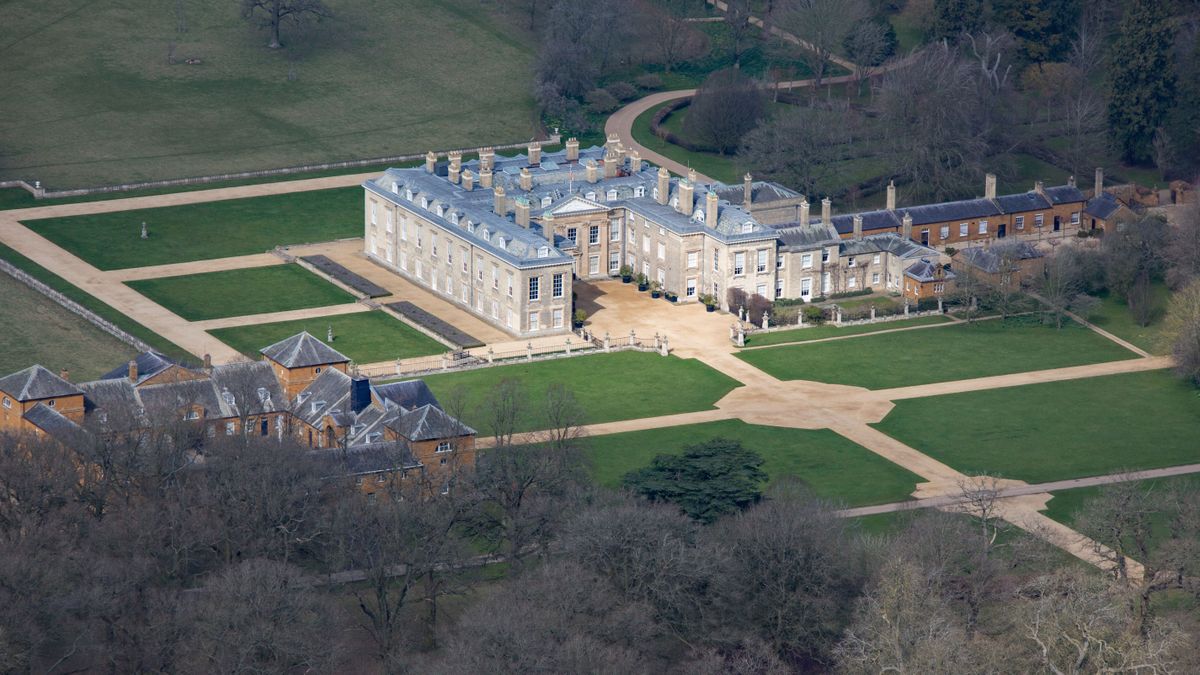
733, 252, 745, 276
528, 277, 540, 301
756, 250, 768, 273
939, 225, 950, 240
1016, 215, 1025, 229
552, 273, 564, 298
552, 308, 564, 328
686, 277, 697, 297
959, 223, 969, 237
687, 251, 698, 268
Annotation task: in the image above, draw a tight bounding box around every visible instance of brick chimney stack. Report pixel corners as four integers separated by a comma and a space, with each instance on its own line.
480, 167, 493, 189
479, 147, 495, 171
425, 151, 436, 173
586, 159, 599, 184
800, 198, 810, 225
1095, 167, 1104, 196
985, 173, 997, 200
566, 137, 579, 162
520, 167, 532, 191
853, 214, 863, 240
604, 153, 618, 179
743, 173, 753, 209
706, 190, 719, 228
902, 212, 913, 241
886, 180, 896, 210
493, 185, 506, 216
605, 133, 621, 156
203, 353, 212, 371
515, 198, 530, 228
687, 168, 697, 185
821, 197, 831, 225
629, 150, 641, 173
128, 360, 138, 383
448, 150, 462, 172
448, 164, 461, 185
528, 142, 541, 166
59, 369, 69, 382
656, 167, 670, 205
462, 169, 474, 192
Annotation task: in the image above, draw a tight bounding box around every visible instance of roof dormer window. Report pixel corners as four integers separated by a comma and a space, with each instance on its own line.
481, 227, 490, 241
391, 182, 399, 194
538, 246, 549, 258
451, 212, 460, 224
607, 189, 618, 201
467, 221, 475, 233
421, 196, 429, 209
498, 237, 507, 250
742, 222, 754, 234
635, 186, 645, 197
405, 188, 413, 201
541, 196, 553, 208
693, 207, 704, 222
586, 191, 596, 201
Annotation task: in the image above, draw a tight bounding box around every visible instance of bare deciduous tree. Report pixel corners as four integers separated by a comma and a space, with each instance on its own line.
1163, 278, 1200, 385
684, 68, 767, 155
240, 0, 331, 50
773, 0, 868, 86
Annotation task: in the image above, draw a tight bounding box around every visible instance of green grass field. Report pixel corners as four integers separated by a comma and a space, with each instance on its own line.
1043, 474, 1200, 557
418, 351, 741, 434
737, 317, 1138, 389
0, 272, 137, 380
0, 243, 191, 361
743, 314, 951, 347
1088, 282, 1172, 354
0, 0, 533, 188
126, 265, 356, 321
210, 310, 444, 363
23, 188, 362, 270
874, 370, 1200, 483
584, 419, 921, 507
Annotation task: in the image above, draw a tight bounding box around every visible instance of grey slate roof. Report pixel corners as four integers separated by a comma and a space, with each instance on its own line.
830, 184, 1085, 236
79, 378, 145, 423
312, 444, 421, 476
387, 404, 475, 441
830, 210, 904, 235
261, 332, 350, 368
904, 259, 956, 282
100, 351, 182, 385
0, 365, 82, 401
957, 241, 1044, 274
905, 198, 1005, 226
22, 403, 88, 443
209, 361, 286, 417
772, 221, 841, 250
372, 380, 441, 411
292, 367, 353, 428
994, 191, 1051, 214
712, 180, 802, 205
1044, 185, 1086, 205
139, 379, 231, 420
839, 233, 934, 259
1084, 192, 1122, 220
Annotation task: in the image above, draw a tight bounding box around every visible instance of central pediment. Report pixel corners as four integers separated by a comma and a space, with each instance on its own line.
548, 195, 609, 216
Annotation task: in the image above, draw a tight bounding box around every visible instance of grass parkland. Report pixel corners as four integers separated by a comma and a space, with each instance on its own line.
210, 311, 445, 364
125, 265, 357, 322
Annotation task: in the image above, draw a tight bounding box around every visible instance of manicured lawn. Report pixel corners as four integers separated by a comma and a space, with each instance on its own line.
0, 272, 137, 380
1088, 282, 1172, 354
126, 265, 357, 321
874, 370, 1200, 483
631, 105, 742, 183
743, 314, 951, 347
737, 317, 1138, 389
23, 188, 362, 270
0, 243, 191, 361
584, 419, 922, 507
1, 0, 533, 188
210, 311, 445, 363
1043, 474, 1200, 557
418, 352, 741, 434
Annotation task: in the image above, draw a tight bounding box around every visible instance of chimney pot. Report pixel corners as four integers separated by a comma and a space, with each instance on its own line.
448, 151, 462, 171
479, 147, 495, 171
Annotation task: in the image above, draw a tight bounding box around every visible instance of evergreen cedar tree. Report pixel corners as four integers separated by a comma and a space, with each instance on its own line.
1107, 0, 1177, 165
622, 439, 767, 523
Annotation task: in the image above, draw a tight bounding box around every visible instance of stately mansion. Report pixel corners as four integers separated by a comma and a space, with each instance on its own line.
363, 137, 1114, 338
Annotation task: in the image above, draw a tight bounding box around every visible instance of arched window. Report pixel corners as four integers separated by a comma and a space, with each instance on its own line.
481, 227, 490, 240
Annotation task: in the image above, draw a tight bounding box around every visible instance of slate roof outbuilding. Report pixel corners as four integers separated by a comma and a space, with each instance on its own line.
0, 365, 82, 402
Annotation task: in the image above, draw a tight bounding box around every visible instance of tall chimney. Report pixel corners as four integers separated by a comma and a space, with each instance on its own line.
566, 137, 579, 162
493, 185, 506, 216
528, 142, 541, 166
902, 212, 913, 241
462, 169, 474, 192
480, 167, 493, 189
448, 150, 462, 172
350, 376, 371, 414
586, 159, 599, 184
1067, 175, 1076, 188
515, 198, 530, 228
677, 179, 694, 216
743, 173, 753, 209
706, 190, 719, 228
800, 199, 810, 225
886, 180, 896, 210
985, 173, 997, 200
448, 164, 461, 185
629, 150, 641, 173
821, 197, 831, 225
604, 153, 618, 178
656, 167, 670, 205
203, 353, 212, 370
479, 147, 495, 171
605, 133, 621, 156
1034, 180, 1045, 196
425, 151, 437, 174
128, 360, 138, 383
853, 214, 863, 240
687, 168, 698, 186
1094, 167, 1104, 196
519, 167, 532, 191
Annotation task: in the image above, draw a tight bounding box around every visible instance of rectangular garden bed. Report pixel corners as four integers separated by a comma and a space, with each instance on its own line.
384, 301, 484, 349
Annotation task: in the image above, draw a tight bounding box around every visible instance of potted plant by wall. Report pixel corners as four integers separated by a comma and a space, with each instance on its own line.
699, 293, 717, 312
619, 265, 633, 283
573, 309, 588, 328
665, 291, 678, 303
649, 280, 662, 299
636, 273, 649, 292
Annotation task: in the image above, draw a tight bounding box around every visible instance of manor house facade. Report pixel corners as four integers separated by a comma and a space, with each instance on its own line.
363, 137, 1102, 337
